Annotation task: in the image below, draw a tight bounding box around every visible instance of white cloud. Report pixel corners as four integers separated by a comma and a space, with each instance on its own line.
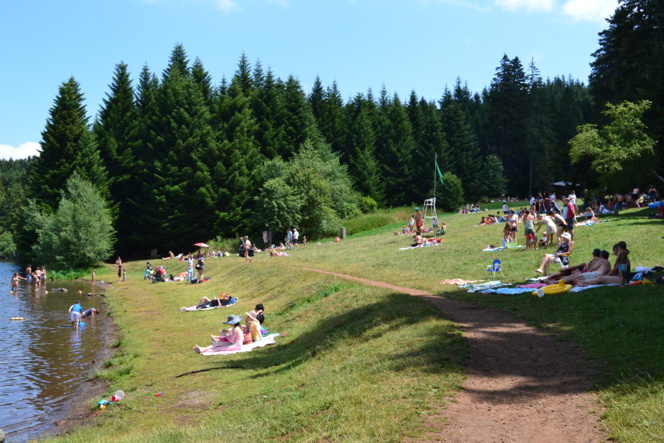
495, 0, 555, 12
562, 0, 616, 23
0, 142, 41, 160
217, 0, 241, 13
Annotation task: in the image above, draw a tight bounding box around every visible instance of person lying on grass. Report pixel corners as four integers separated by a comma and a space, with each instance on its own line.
577, 241, 631, 287
411, 233, 425, 247
194, 315, 244, 354
535, 232, 573, 276
196, 293, 233, 310
545, 250, 611, 285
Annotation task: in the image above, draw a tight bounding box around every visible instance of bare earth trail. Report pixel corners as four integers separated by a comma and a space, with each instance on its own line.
298, 267, 608, 442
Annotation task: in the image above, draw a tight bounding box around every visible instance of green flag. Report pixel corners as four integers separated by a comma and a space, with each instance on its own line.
436, 162, 444, 185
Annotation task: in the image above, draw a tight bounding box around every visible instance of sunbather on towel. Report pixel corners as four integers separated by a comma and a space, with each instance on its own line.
196, 293, 233, 309
411, 234, 425, 247
194, 315, 244, 354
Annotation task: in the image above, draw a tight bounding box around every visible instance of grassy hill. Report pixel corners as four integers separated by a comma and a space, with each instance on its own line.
48, 204, 664, 442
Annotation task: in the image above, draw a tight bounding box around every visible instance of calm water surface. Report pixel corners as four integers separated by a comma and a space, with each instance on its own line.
0, 261, 109, 442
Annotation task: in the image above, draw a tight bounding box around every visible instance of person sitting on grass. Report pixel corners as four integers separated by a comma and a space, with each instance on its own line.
577, 241, 631, 287
545, 250, 611, 285
194, 315, 244, 354
535, 232, 573, 276
584, 207, 599, 224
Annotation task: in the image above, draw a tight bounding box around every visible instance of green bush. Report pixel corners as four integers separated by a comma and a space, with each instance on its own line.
359, 196, 378, 213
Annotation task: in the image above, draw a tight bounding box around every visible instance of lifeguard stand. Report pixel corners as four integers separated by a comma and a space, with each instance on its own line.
422, 198, 438, 224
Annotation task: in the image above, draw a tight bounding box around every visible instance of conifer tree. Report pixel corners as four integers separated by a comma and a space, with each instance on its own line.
252, 69, 289, 159
30, 77, 108, 212
378, 94, 416, 206
213, 70, 261, 238
282, 75, 318, 152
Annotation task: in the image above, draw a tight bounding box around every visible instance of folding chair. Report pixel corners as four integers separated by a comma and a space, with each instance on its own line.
486, 259, 504, 277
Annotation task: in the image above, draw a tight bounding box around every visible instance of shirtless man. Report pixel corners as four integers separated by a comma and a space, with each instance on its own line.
550, 250, 612, 285
25, 265, 33, 283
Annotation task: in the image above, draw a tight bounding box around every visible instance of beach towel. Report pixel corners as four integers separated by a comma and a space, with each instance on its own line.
441, 279, 482, 285
399, 242, 440, 250
516, 282, 547, 288
462, 281, 504, 292
481, 287, 536, 294
180, 297, 238, 312
199, 333, 279, 356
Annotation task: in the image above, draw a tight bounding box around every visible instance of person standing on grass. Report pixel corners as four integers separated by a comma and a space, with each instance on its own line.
187, 256, 194, 283
196, 257, 205, 281
562, 197, 577, 242
522, 210, 536, 250
414, 207, 424, 234
293, 228, 299, 247
244, 236, 253, 263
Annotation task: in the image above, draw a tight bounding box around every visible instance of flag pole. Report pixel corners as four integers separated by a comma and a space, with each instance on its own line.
433, 152, 437, 203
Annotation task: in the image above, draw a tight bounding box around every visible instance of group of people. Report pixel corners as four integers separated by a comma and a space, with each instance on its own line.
540, 241, 631, 286
11, 265, 47, 291
193, 303, 266, 354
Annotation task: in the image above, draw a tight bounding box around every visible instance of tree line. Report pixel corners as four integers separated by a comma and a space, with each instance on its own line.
2, 0, 662, 264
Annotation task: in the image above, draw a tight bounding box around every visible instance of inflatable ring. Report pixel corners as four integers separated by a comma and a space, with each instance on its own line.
533, 280, 573, 297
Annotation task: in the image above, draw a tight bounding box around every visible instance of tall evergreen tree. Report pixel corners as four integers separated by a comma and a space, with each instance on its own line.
378, 94, 416, 206
213, 73, 261, 238
252, 69, 289, 159
94, 62, 139, 255
487, 55, 530, 194
30, 77, 108, 211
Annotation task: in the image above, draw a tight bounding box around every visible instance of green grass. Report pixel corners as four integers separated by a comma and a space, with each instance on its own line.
46, 206, 664, 442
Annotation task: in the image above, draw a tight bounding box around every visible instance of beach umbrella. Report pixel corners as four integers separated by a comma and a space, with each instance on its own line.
193, 242, 210, 248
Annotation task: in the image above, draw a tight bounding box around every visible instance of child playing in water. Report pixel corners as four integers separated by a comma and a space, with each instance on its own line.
11, 272, 25, 292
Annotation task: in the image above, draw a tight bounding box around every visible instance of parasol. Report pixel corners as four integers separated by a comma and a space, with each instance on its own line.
193, 242, 210, 248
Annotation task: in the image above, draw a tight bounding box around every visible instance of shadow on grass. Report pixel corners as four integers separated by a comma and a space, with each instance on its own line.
181, 291, 466, 380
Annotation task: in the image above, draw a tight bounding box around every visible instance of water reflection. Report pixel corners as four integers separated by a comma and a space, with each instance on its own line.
0, 261, 109, 442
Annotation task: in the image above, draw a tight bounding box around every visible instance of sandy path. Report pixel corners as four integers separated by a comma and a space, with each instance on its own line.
298, 267, 607, 442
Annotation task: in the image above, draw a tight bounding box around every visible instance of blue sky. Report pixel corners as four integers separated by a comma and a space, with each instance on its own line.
0, 0, 617, 159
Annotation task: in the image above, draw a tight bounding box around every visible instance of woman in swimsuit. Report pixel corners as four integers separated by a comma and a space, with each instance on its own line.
11, 272, 25, 292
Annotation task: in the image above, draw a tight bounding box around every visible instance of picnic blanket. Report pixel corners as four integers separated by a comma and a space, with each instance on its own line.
399, 242, 441, 250
199, 333, 279, 356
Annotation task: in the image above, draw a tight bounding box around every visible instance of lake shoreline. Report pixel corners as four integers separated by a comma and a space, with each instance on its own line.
41, 280, 119, 439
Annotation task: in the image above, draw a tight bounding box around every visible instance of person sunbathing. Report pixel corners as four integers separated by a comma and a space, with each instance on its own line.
577, 241, 631, 287
196, 293, 232, 309
411, 234, 425, 247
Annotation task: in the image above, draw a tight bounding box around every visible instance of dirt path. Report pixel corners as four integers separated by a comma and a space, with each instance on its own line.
298, 267, 607, 442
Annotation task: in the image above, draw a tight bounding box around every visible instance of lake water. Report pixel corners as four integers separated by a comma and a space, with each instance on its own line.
0, 261, 109, 442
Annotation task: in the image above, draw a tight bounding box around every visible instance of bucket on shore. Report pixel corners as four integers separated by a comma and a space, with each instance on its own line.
111, 390, 125, 402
